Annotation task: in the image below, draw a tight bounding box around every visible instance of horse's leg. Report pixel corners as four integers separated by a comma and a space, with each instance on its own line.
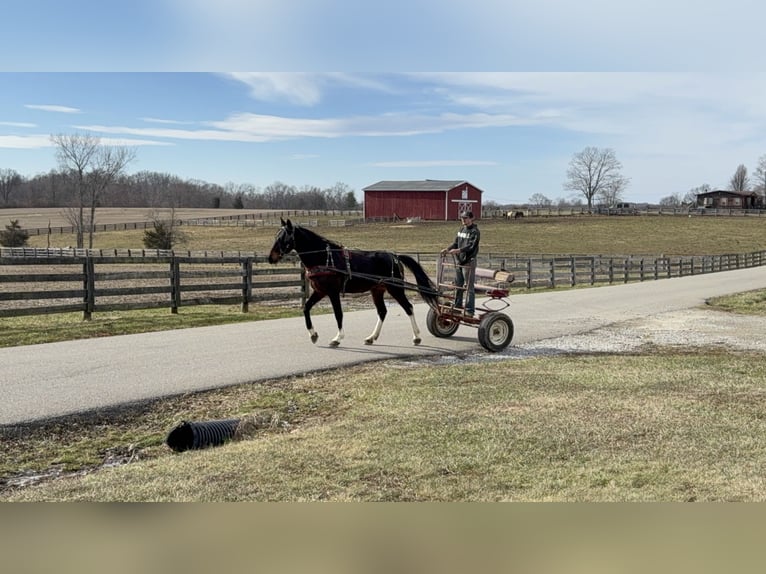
364, 287, 388, 345
327, 291, 345, 347
304, 290, 325, 344
387, 287, 422, 345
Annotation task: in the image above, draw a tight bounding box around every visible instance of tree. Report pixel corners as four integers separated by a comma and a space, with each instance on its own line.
564, 147, 629, 210
142, 209, 186, 250
659, 193, 684, 207
682, 184, 711, 208
753, 154, 766, 197
51, 133, 136, 248
729, 164, 750, 192
528, 193, 552, 207
0, 219, 29, 247
0, 168, 23, 207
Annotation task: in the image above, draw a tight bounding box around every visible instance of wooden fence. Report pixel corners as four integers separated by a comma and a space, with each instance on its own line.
21, 210, 364, 236
475, 251, 766, 289
0, 250, 306, 319
2, 248, 765, 319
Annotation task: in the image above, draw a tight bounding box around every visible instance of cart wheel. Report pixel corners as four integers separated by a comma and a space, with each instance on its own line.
426, 308, 460, 338
477, 312, 514, 352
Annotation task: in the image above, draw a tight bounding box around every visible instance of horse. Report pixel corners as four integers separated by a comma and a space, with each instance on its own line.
268, 218, 439, 347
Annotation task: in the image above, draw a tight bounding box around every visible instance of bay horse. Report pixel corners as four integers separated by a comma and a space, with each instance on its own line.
268, 218, 439, 347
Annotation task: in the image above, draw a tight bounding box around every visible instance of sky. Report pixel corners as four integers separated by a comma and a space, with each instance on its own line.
1, 1, 765, 206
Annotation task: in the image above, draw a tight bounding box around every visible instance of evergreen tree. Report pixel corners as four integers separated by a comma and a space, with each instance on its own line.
0, 219, 29, 247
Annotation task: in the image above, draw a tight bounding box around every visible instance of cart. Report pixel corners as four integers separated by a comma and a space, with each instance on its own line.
425, 255, 515, 352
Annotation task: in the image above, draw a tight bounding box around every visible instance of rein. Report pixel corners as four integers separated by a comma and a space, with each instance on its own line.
285, 225, 410, 294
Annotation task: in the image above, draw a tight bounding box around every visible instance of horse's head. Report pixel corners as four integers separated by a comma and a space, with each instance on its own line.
268, 218, 296, 264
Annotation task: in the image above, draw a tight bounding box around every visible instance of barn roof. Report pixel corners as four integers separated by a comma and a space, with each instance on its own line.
363, 180, 482, 193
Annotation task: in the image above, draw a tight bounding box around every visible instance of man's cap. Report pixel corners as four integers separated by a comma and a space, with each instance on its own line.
460, 211, 474, 219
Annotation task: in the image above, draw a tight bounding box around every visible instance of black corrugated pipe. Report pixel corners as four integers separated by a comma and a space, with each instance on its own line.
166, 418, 241, 452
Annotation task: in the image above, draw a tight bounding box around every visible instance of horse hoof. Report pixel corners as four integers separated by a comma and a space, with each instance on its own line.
310, 334, 319, 344
413, 338, 421, 346
364, 338, 374, 345
329, 340, 340, 347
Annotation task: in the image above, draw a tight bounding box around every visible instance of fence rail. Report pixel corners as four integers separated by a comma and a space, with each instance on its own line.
2, 248, 765, 319
0, 251, 306, 319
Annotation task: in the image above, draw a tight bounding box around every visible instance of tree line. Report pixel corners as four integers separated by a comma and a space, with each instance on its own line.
522, 146, 766, 209
0, 133, 361, 245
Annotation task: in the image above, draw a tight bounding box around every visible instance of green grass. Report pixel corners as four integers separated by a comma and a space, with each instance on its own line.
707, 289, 766, 315
0, 305, 306, 348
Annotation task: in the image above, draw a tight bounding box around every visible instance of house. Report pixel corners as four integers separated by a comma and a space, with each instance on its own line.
362, 180, 483, 221
696, 190, 762, 209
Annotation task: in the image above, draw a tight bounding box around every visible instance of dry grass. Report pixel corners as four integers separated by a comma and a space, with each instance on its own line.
27, 213, 766, 256
3, 350, 766, 501
3, 211, 766, 500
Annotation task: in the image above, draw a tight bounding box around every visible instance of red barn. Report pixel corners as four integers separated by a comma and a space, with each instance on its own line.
362, 180, 483, 221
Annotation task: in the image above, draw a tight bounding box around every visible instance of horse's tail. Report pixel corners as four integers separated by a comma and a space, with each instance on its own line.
397, 254, 440, 311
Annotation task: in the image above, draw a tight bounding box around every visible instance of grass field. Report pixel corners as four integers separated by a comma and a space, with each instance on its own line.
23, 211, 766, 256
2, 212, 766, 500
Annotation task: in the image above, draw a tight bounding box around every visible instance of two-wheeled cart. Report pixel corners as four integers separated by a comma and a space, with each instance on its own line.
425, 255, 515, 352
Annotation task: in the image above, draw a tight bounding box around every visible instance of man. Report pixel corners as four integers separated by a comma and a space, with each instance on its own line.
440, 210, 480, 315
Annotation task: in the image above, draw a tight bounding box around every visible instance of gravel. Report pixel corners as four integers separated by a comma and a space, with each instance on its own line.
511, 308, 766, 357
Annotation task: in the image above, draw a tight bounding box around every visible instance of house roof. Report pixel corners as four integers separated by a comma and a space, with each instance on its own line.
697, 189, 757, 197
363, 179, 482, 193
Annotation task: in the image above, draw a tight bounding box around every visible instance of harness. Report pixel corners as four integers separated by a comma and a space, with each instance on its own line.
303, 245, 354, 294
279, 224, 403, 294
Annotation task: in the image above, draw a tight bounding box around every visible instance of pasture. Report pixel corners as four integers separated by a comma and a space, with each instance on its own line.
1, 210, 766, 500
21, 210, 766, 256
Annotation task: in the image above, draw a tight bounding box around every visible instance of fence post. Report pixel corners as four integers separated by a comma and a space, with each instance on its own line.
241, 258, 253, 313
549, 260, 555, 288
526, 259, 532, 289
170, 257, 181, 314
570, 256, 576, 286
82, 257, 95, 321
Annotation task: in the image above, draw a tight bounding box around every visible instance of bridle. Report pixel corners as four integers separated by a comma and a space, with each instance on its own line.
273, 225, 296, 258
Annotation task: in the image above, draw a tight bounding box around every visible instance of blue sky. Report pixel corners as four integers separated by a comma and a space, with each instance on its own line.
2, 2, 765, 205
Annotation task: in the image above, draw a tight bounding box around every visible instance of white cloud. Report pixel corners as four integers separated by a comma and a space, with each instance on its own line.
370, 160, 497, 168
223, 73, 395, 106
0, 121, 36, 128
0, 133, 173, 150
0, 135, 53, 149
25, 104, 81, 113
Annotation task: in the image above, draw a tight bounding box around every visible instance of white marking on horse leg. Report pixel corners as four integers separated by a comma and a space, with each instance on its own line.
410, 315, 422, 345
309, 328, 319, 344
330, 328, 345, 347
365, 318, 383, 345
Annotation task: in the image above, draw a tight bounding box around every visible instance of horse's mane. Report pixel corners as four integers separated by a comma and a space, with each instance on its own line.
294, 224, 344, 251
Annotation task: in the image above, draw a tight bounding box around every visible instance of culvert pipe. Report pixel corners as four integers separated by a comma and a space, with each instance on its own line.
166, 418, 241, 452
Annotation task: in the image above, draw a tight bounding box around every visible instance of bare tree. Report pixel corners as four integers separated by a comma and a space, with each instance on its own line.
0, 168, 23, 207
528, 193, 552, 207
729, 164, 750, 192
753, 154, 766, 197
51, 133, 136, 248
686, 184, 711, 207
659, 192, 684, 207
564, 147, 629, 210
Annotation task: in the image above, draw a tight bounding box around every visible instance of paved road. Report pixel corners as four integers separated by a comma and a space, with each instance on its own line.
2, 266, 765, 425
